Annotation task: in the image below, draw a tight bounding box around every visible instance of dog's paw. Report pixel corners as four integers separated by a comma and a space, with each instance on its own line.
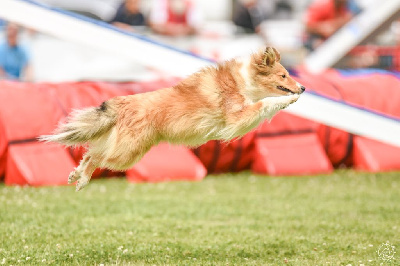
262, 94, 300, 106
272, 94, 300, 111
271, 94, 300, 109
287, 94, 300, 105
68, 170, 81, 184
75, 178, 89, 192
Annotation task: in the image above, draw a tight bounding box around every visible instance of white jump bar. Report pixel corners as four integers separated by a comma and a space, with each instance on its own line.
286, 92, 400, 147
304, 0, 400, 74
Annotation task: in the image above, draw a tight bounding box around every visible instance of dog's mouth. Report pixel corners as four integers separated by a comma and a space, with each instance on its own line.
276, 86, 294, 94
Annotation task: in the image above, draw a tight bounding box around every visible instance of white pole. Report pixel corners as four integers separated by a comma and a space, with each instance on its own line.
0, 0, 211, 77
286, 93, 400, 147
304, 0, 400, 74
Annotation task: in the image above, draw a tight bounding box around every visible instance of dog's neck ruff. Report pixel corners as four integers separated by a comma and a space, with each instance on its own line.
239, 57, 259, 104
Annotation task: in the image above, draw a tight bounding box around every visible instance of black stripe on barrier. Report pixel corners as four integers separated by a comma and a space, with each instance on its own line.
324, 127, 330, 154
229, 138, 243, 172
256, 129, 314, 138
335, 133, 354, 167
208, 141, 221, 173
192, 146, 200, 157
8, 138, 38, 145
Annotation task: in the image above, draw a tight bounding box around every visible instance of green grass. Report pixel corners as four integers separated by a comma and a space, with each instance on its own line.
1, 171, 399, 265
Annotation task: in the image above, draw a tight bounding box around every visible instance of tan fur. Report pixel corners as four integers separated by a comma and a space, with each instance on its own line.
40, 47, 305, 191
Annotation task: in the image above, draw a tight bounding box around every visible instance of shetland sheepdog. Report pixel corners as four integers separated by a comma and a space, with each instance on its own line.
40, 47, 305, 191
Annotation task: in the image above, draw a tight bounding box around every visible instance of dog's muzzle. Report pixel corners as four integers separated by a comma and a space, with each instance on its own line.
277, 85, 306, 94
277, 86, 293, 94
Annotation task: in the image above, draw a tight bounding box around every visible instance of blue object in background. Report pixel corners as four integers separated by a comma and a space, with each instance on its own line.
338, 68, 400, 80
347, 0, 362, 14
0, 42, 30, 79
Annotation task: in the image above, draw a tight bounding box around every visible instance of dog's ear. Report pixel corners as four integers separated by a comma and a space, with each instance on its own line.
262, 47, 281, 66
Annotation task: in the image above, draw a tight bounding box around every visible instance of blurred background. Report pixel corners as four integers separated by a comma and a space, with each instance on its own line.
0, 0, 399, 185
0, 0, 399, 82
1, 2, 400, 264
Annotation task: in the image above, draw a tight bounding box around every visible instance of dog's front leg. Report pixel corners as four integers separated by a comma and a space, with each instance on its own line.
260, 94, 299, 120
228, 94, 299, 123
222, 94, 299, 139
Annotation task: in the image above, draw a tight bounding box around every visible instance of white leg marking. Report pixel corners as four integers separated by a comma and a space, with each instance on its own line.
76, 176, 90, 191
261, 95, 300, 119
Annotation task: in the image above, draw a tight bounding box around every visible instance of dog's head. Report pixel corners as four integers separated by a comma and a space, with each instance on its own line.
243, 47, 305, 102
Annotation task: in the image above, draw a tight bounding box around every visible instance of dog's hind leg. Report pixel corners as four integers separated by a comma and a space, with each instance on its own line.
67, 152, 99, 191
68, 154, 90, 184
75, 156, 98, 191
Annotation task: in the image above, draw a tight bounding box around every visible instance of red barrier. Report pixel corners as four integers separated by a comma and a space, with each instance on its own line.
194, 69, 400, 173
52, 80, 180, 165
0, 69, 399, 185
318, 71, 400, 117
0, 79, 181, 184
0, 83, 65, 176
252, 133, 333, 175
5, 143, 75, 186
353, 136, 400, 172
126, 143, 207, 183
193, 133, 255, 174
295, 69, 400, 168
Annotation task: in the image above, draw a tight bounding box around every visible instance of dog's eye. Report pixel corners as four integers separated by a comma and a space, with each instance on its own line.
281, 74, 286, 78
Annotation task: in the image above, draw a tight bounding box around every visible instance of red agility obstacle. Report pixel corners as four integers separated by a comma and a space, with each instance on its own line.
252, 133, 333, 176
0, 68, 399, 186
126, 143, 207, 183
353, 136, 400, 172
5, 142, 75, 186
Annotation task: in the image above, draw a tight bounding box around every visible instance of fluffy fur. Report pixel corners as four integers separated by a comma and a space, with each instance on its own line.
40, 47, 305, 191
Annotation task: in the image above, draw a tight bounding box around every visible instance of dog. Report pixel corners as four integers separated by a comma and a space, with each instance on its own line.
40, 47, 305, 191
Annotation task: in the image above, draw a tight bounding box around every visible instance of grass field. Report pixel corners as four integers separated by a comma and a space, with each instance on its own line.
1, 170, 399, 265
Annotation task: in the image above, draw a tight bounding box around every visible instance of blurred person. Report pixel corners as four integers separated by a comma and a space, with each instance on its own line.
233, 0, 293, 33
304, 0, 361, 51
233, 0, 264, 33
109, 0, 146, 31
274, 0, 293, 20
0, 19, 6, 28
0, 23, 33, 82
149, 0, 202, 36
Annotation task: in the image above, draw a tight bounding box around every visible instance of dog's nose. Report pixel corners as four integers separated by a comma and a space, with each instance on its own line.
300, 86, 306, 93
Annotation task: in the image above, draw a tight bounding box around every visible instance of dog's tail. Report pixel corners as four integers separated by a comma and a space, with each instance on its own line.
39, 101, 117, 146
